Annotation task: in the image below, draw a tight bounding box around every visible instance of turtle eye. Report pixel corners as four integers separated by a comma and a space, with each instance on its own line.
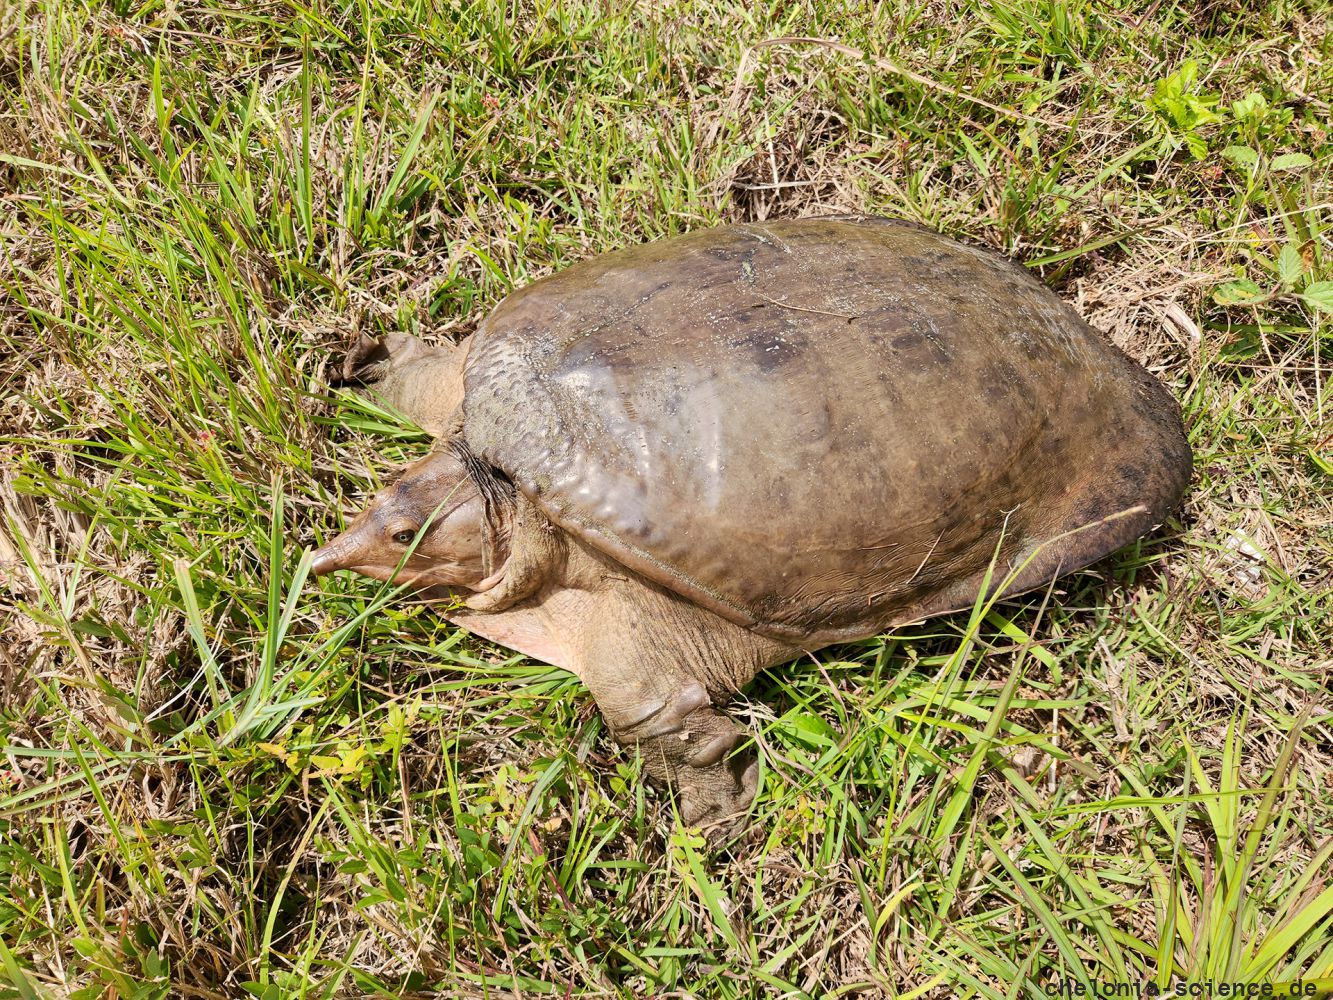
391, 529, 416, 545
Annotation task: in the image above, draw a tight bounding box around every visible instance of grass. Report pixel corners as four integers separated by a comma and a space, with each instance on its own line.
2, 0, 1332, 996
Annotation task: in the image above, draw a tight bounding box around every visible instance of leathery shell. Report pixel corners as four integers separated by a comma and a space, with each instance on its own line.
462, 217, 1191, 646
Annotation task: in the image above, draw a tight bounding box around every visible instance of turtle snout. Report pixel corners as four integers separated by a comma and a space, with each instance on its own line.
310, 535, 355, 576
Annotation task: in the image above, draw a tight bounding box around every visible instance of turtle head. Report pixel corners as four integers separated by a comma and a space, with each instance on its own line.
311, 447, 505, 591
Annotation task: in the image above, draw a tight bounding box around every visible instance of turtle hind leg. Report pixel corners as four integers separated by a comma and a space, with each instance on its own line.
336, 332, 420, 383
335, 333, 467, 437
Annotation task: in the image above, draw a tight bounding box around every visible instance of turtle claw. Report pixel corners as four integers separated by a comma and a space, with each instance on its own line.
679, 759, 759, 843
615, 681, 711, 740
338, 332, 432, 385
596, 675, 755, 844
686, 729, 742, 768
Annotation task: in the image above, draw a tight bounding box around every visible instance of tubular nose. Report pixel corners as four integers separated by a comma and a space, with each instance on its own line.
309, 537, 348, 577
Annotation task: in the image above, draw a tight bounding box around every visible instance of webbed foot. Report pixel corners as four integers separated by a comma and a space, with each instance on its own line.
613, 681, 710, 740
679, 756, 759, 840
605, 680, 757, 844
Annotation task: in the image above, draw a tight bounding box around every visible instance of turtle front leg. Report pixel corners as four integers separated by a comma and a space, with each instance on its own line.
586, 668, 759, 836
566, 571, 796, 841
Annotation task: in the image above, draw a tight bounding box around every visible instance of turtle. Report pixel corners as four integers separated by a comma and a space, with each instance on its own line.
310, 216, 1191, 836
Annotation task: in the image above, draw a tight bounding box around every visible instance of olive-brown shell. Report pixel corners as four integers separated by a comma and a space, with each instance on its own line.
461, 217, 1191, 645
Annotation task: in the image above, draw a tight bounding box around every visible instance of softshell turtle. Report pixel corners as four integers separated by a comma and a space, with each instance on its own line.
311, 216, 1191, 834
